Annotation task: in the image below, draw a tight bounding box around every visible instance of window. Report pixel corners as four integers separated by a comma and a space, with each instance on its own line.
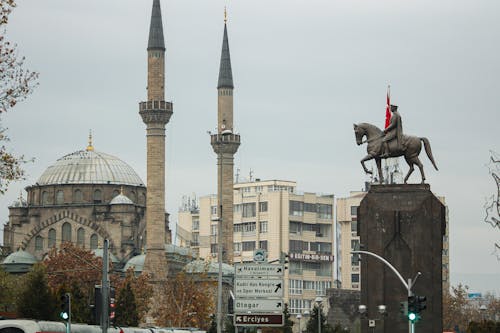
303, 223, 319, 233
73, 189, 83, 203
351, 274, 360, 283
304, 203, 316, 213
35, 235, 43, 251
242, 203, 256, 218
77, 228, 85, 247
211, 205, 217, 215
62, 222, 71, 242
234, 222, 256, 234
303, 280, 315, 290
259, 221, 268, 233
318, 242, 332, 254
42, 191, 49, 205
242, 241, 255, 251
289, 221, 302, 234
192, 233, 199, 246
56, 190, 64, 204
130, 191, 137, 203
289, 279, 303, 295
112, 190, 119, 198
90, 234, 98, 249
289, 201, 303, 216
289, 240, 303, 253
351, 220, 358, 233
351, 239, 360, 251
259, 240, 268, 250
317, 204, 332, 219
140, 193, 146, 205
93, 189, 102, 203
259, 202, 268, 212
234, 242, 241, 253
192, 219, 200, 231
211, 244, 218, 254
210, 225, 218, 236
48, 229, 56, 248
351, 206, 359, 216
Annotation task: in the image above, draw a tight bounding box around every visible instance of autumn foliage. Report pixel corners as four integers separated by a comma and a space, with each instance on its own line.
153, 271, 216, 330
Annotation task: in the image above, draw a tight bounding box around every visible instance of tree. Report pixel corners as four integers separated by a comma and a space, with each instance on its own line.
305, 304, 331, 333
112, 267, 152, 325
282, 303, 294, 333
44, 242, 103, 324
115, 280, 139, 327
484, 151, 500, 259
153, 271, 215, 330
0, 0, 38, 194
16, 264, 57, 320
0, 266, 17, 315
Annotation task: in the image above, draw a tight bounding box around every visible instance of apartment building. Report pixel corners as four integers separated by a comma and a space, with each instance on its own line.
178, 179, 335, 316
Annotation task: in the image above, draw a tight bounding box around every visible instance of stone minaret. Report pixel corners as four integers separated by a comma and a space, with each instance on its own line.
140, 0, 172, 282
210, 14, 240, 264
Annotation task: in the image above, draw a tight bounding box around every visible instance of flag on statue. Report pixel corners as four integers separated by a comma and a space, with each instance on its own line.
384, 86, 391, 129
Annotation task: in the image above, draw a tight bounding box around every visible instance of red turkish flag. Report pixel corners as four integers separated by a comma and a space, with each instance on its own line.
384, 87, 391, 129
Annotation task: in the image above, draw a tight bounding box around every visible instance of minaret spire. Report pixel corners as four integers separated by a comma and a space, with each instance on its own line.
217, 14, 234, 90
148, 0, 165, 50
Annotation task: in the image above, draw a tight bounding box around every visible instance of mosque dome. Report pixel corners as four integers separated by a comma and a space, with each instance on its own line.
2, 249, 37, 265
92, 249, 120, 263
37, 149, 144, 186
184, 259, 234, 276
110, 193, 134, 205
123, 254, 145, 273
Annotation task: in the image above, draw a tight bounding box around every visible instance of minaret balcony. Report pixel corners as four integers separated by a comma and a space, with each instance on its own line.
139, 100, 173, 125
139, 100, 173, 112
210, 133, 241, 155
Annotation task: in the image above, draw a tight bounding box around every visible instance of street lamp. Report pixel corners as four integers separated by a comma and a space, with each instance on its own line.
296, 314, 302, 333
315, 297, 323, 333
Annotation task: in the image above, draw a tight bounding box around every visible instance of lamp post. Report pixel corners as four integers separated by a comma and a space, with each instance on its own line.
358, 304, 387, 333
296, 314, 302, 333
315, 296, 323, 333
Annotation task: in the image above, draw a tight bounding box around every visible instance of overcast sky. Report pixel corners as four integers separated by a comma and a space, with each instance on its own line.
1, 0, 499, 294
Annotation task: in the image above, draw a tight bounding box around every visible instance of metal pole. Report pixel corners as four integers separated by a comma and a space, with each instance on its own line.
408, 278, 412, 333
217, 151, 223, 333
67, 293, 71, 333
318, 305, 321, 333
102, 239, 109, 333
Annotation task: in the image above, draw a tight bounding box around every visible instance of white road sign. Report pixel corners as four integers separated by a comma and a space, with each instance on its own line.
234, 263, 284, 277
235, 279, 284, 297
235, 298, 284, 312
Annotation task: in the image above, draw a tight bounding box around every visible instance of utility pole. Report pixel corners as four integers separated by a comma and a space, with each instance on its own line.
101, 239, 109, 333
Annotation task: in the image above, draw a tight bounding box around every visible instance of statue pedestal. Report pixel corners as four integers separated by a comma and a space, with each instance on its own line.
359, 184, 445, 333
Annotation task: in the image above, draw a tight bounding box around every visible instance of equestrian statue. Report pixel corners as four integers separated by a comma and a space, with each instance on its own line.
353, 104, 438, 184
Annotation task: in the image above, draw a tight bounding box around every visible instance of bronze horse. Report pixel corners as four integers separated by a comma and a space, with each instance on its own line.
353, 123, 438, 184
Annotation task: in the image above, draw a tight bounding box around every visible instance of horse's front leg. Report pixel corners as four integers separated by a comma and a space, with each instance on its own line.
375, 158, 384, 184
360, 154, 374, 174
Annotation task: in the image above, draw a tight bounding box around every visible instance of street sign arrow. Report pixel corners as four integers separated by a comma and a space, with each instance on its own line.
235, 263, 284, 277
235, 299, 284, 312
235, 279, 284, 297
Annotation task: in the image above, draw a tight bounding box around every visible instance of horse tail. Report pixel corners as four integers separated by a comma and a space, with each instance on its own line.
421, 137, 438, 170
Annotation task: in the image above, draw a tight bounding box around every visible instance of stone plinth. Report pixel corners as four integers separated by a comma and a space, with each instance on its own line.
359, 184, 445, 333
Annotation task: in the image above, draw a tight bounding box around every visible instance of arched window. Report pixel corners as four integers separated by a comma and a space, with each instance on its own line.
62, 222, 72, 242
77, 228, 85, 247
90, 234, 98, 250
130, 191, 137, 203
35, 235, 43, 251
56, 190, 64, 204
48, 229, 56, 248
112, 190, 120, 198
93, 189, 102, 203
42, 191, 49, 205
73, 189, 83, 203
140, 193, 146, 206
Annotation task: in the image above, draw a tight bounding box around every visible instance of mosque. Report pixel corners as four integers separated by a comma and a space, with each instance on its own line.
1, 0, 235, 278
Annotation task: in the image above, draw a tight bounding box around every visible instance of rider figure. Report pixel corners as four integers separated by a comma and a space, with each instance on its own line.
381, 104, 403, 157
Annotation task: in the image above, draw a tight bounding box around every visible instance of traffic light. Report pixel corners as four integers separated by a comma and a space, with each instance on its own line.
407, 295, 417, 322
109, 287, 116, 326
60, 293, 70, 321
399, 301, 408, 316
416, 295, 427, 314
